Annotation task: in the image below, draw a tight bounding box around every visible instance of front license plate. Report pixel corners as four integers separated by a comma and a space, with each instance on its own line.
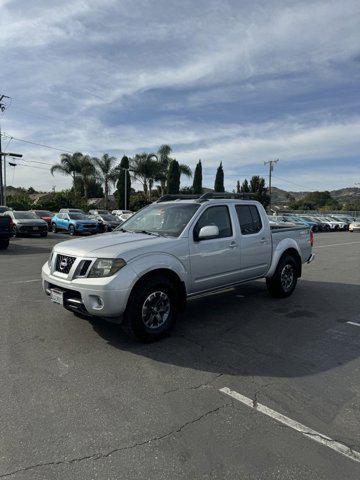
50, 289, 64, 305
33, 227, 39, 231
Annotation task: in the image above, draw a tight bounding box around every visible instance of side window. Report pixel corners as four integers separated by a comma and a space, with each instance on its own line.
194, 206, 232, 240
236, 205, 262, 235
58, 214, 64, 219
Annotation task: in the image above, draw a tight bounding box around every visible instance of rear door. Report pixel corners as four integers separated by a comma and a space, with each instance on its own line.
235, 204, 272, 279
189, 205, 241, 293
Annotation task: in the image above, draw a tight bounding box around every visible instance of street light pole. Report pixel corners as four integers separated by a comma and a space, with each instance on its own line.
0, 152, 23, 205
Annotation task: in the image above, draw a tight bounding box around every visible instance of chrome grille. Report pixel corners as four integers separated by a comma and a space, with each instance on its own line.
55, 254, 76, 274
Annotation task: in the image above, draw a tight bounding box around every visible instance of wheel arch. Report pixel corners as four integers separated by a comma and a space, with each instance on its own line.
129, 268, 187, 312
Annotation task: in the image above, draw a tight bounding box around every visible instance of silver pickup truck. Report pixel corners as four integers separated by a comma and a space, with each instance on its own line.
42, 194, 314, 342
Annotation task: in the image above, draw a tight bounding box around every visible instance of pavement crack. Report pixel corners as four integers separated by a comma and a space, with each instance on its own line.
163, 373, 224, 395
0, 402, 232, 478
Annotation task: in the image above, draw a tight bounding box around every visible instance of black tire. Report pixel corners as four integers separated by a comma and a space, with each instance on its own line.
40, 231, 48, 237
52, 223, 58, 233
69, 225, 76, 236
123, 276, 177, 342
12, 226, 19, 237
266, 254, 298, 298
0, 239, 9, 250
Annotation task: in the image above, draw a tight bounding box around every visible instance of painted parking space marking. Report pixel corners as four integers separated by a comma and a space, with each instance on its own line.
314, 241, 360, 248
347, 321, 360, 328
220, 387, 360, 464
10, 279, 41, 284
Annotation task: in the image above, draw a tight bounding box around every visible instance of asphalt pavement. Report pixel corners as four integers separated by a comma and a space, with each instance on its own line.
1, 231, 360, 479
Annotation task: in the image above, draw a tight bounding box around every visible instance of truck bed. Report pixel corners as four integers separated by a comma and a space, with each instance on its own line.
271, 224, 312, 262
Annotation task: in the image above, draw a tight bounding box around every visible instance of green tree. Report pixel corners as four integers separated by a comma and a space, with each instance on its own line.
92, 153, 118, 209
249, 175, 270, 208
192, 160, 203, 194
50, 152, 84, 192
27, 187, 36, 194
214, 162, 225, 192
167, 159, 180, 194
130, 153, 159, 199
116, 155, 131, 209
129, 192, 152, 211
7, 193, 32, 210
241, 179, 250, 192
236, 180, 241, 194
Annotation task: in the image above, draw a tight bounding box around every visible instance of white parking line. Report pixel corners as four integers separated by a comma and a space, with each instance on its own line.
347, 321, 360, 328
220, 387, 360, 464
11, 279, 41, 284
314, 241, 360, 248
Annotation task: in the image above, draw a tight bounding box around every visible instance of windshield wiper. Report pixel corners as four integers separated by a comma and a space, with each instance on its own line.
133, 230, 163, 237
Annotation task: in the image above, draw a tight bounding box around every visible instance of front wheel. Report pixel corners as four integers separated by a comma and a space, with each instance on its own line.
124, 276, 177, 342
52, 223, 58, 233
12, 226, 19, 237
69, 225, 76, 236
266, 255, 298, 298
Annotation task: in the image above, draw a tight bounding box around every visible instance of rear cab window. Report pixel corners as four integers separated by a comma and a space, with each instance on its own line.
235, 205, 262, 235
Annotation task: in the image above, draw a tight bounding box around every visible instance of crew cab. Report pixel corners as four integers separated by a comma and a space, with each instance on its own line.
42, 193, 315, 342
51, 212, 98, 236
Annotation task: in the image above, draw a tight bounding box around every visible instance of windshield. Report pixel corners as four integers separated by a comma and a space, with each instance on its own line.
101, 214, 118, 221
13, 211, 38, 219
69, 213, 90, 220
117, 203, 200, 236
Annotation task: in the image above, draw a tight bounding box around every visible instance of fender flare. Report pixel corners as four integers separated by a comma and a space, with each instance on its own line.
266, 238, 302, 278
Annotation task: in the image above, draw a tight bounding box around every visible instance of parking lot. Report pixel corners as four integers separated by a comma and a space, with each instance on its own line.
1, 231, 360, 479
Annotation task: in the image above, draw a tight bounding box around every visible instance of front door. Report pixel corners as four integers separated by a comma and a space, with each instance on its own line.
189, 205, 241, 293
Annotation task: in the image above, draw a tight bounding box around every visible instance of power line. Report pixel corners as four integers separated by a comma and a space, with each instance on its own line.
1, 133, 74, 154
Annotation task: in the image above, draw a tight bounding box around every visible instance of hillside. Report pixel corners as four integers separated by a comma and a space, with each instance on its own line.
271, 186, 360, 207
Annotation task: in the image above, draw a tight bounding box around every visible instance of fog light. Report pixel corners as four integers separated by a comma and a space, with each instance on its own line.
89, 295, 104, 310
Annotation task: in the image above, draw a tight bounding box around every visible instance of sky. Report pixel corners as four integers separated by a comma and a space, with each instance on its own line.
0, 0, 359, 193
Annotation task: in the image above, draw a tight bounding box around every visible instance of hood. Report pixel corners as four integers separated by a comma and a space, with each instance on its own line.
15, 219, 47, 226
54, 231, 172, 258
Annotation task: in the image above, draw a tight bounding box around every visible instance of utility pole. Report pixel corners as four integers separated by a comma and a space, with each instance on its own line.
0, 94, 11, 205
264, 159, 279, 211
1, 152, 23, 205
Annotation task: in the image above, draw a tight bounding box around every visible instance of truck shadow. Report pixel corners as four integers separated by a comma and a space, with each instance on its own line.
90, 279, 360, 378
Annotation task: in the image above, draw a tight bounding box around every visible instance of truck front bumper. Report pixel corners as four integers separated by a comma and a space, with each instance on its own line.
42, 263, 132, 319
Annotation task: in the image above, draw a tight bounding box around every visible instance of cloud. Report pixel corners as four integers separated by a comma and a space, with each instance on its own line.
0, 0, 359, 192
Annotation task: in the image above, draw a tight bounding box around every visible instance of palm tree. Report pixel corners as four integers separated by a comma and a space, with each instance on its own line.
80, 156, 97, 199
129, 153, 159, 199
156, 145, 192, 193
92, 154, 118, 209
157, 145, 172, 194
50, 152, 83, 190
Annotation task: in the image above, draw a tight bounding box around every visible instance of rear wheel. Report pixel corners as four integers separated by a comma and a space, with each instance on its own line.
123, 276, 177, 342
266, 254, 298, 298
69, 225, 76, 236
12, 226, 19, 237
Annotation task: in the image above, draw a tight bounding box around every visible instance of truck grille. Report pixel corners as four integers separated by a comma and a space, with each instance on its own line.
55, 254, 76, 274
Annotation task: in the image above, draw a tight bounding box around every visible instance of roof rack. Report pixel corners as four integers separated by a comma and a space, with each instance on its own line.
156, 194, 202, 203
156, 192, 255, 203
198, 192, 255, 201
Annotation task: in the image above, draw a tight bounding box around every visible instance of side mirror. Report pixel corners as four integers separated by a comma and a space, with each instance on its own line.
198, 225, 219, 240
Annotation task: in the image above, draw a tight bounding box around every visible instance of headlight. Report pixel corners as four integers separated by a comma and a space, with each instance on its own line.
48, 251, 54, 267
88, 258, 126, 278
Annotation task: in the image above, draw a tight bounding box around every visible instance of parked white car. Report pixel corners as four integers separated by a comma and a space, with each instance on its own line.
112, 210, 134, 222
42, 194, 314, 342
349, 220, 360, 232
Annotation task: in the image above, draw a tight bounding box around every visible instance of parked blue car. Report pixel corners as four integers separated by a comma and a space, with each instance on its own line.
51, 212, 99, 236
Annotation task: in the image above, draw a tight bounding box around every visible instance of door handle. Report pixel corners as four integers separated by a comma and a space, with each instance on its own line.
229, 241, 237, 249
260, 237, 267, 244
